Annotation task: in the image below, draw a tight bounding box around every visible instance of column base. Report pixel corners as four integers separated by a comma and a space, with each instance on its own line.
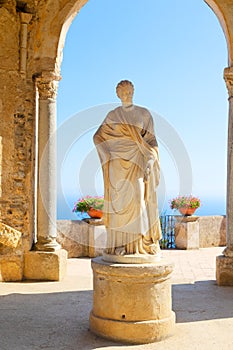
34, 237, 61, 252
216, 254, 233, 286
24, 249, 67, 281
90, 257, 175, 344
90, 311, 175, 344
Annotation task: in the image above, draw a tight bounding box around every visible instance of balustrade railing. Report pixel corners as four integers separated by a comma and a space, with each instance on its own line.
160, 215, 176, 249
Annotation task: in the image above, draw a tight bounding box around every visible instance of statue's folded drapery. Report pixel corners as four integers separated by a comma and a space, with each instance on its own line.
94, 105, 162, 255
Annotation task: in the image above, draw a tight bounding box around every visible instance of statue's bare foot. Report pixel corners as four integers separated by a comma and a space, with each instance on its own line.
148, 242, 160, 255
115, 246, 126, 256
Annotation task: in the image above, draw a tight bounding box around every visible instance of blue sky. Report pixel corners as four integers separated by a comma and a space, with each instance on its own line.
57, 0, 228, 219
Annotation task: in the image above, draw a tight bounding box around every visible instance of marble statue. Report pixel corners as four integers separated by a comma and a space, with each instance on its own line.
93, 80, 162, 262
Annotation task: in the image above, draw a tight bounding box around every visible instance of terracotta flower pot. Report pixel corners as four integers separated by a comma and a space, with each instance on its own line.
87, 208, 103, 219
178, 207, 196, 216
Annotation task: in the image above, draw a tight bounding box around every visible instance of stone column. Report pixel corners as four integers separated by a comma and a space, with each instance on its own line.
34, 72, 61, 252
224, 67, 233, 254
24, 72, 67, 281
216, 67, 233, 285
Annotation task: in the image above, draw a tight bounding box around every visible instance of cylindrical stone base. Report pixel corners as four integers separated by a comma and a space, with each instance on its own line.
90, 257, 175, 344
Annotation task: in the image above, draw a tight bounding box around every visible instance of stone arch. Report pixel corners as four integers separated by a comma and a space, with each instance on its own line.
205, 0, 232, 65
30, 0, 88, 75
30, 0, 232, 74
30, 0, 233, 285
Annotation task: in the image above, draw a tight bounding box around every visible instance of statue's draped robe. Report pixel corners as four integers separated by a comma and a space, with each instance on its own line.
94, 105, 162, 255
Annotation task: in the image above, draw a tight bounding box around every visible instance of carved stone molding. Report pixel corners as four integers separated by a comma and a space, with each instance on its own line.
35, 72, 61, 100
0, 222, 22, 248
35, 236, 61, 252
224, 67, 233, 99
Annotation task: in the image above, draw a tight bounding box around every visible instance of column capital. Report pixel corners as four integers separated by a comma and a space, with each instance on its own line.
224, 67, 233, 98
34, 72, 61, 100
20, 13, 32, 25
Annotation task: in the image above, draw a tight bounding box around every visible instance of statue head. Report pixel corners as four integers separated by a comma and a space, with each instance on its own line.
116, 80, 134, 104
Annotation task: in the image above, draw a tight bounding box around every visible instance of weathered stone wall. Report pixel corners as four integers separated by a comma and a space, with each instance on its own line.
198, 215, 226, 248
57, 220, 89, 258
0, 2, 35, 256
0, 222, 23, 281
175, 215, 226, 250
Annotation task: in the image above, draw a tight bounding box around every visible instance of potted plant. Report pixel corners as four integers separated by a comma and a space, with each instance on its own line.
72, 195, 104, 219
170, 195, 201, 216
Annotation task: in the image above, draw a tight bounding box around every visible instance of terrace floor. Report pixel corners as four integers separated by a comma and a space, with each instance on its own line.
0, 247, 233, 350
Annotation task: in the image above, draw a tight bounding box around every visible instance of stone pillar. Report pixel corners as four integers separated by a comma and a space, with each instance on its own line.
34, 72, 61, 251
24, 72, 67, 281
83, 218, 107, 257
216, 67, 233, 285
90, 257, 175, 344
175, 216, 199, 249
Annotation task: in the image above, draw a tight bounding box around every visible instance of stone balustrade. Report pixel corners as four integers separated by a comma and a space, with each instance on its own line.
57, 219, 107, 258
175, 215, 226, 250
57, 215, 226, 257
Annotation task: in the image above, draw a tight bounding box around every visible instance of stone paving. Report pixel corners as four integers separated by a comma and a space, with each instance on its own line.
0, 247, 233, 350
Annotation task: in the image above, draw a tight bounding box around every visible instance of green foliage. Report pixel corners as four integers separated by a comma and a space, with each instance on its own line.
170, 195, 201, 209
73, 196, 104, 213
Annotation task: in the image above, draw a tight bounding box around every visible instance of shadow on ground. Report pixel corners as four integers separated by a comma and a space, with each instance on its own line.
0, 281, 233, 350
0, 290, 118, 350
172, 280, 233, 323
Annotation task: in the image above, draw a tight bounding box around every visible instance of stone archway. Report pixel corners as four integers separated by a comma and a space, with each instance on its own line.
205, 0, 232, 65
28, 0, 233, 284
204, 1, 233, 284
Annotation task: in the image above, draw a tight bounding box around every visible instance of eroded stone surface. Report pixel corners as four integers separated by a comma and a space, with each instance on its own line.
0, 255, 23, 281
175, 217, 199, 249
0, 222, 22, 248
199, 216, 226, 248
175, 216, 226, 250
57, 220, 107, 258
24, 249, 67, 281
90, 257, 175, 344
216, 255, 233, 286
57, 220, 89, 258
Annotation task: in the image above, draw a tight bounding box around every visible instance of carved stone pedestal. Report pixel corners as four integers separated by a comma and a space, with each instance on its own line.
89, 257, 175, 344
83, 218, 107, 258
216, 255, 233, 286
24, 249, 67, 281
175, 216, 199, 249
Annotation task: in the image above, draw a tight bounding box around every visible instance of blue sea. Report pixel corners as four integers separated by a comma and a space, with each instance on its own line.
57, 194, 226, 220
